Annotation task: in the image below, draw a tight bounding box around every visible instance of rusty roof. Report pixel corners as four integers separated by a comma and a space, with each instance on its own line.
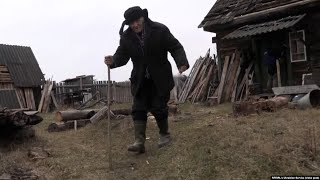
199, 0, 314, 29
0, 44, 44, 87
222, 14, 305, 39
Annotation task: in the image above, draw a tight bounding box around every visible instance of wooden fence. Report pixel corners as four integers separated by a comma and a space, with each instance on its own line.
53, 80, 133, 105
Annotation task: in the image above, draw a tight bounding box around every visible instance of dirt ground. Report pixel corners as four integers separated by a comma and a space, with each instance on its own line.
1, 103, 320, 179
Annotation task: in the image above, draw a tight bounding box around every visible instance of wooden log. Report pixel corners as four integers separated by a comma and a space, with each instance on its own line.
48, 119, 91, 132
55, 110, 96, 122
0, 109, 43, 127
90, 106, 114, 124
217, 56, 230, 104
233, 96, 290, 116
233, 101, 260, 116
111, 109, 132, 116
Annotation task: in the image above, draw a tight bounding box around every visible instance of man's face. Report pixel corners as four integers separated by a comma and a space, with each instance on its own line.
129, 17, 144, 33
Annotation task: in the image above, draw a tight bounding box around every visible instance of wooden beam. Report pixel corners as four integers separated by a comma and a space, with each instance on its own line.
272, 85, 319, 95
276, 59, 282, 87
217, 56, 230, 104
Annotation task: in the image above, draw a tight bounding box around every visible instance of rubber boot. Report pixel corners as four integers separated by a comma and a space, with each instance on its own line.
128, 121, 146, 153
156, 118, 171, 148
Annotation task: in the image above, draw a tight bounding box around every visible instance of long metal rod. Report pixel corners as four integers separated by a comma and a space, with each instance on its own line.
107, 66, 113, 170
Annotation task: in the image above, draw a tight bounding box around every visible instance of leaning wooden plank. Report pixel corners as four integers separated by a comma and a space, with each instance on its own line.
25, 88, 36, 110
225, 52, 241, 101
50, 92, 59, 109
78, 92, 99, 110
180, 57, 202, 102
276, 59, 282, 87
231, 65, 241, 102
196, 63, 215, 102
90, 106, 115, 124
38, 82, 48, 112
15, 89, 24, 109
43, 81, 54, 113
272, 85, 320, 96
236, 62, 254, 100
217, 56, 231, 104
183, 53, 210, 102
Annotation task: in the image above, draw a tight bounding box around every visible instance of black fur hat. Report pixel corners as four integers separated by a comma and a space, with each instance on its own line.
119, 6, 148, 35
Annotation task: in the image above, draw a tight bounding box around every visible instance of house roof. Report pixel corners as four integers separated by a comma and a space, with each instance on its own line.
199, 0, 318, 30
0, 44, 44, 87
223, 14, 305, 39
62, 75, 94, 82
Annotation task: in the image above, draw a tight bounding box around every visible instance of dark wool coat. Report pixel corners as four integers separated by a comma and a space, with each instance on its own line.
111, 20, 189, 96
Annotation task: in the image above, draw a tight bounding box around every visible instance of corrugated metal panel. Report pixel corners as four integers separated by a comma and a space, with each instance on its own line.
0, 44, 44, 87
0, 90, 20, 109
222, 14, 306, 39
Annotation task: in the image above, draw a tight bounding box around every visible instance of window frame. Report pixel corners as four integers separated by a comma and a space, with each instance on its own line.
289, 30, 307, 63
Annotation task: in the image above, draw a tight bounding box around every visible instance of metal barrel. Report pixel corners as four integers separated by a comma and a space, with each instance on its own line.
297, 89, 320, 109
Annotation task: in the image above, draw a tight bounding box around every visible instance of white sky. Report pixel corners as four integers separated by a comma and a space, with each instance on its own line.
0, 0, 216, 82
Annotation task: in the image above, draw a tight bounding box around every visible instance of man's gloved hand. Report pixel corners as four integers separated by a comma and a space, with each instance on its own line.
178, 65, 188, 74
104, 55, 113, 66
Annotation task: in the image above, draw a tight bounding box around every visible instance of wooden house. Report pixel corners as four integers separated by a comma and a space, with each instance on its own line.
199, 0, 320, 101
0, 44, 44, 109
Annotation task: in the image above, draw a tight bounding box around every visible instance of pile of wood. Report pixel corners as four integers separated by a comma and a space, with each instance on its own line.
208, 50, 255, 105
179, 50, 217, 103
233, 96, 290, 116
38, 79, 59, 113
48, 110, 97, 132
48, 104, 179, 132
0, 108, 43, 141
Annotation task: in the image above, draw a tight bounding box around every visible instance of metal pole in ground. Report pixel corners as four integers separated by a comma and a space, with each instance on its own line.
107, 65, 113, 170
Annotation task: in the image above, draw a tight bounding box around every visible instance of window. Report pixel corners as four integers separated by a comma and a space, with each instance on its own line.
289, 30, 307, 62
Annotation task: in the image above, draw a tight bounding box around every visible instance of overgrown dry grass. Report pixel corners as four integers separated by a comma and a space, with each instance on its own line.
1, 103, 320, 179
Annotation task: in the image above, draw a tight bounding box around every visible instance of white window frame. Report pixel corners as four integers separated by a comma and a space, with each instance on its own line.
289, 30, 307, 63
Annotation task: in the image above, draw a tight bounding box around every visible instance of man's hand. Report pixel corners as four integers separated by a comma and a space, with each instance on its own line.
178, 65, 188, 74
104, 55, 113, 66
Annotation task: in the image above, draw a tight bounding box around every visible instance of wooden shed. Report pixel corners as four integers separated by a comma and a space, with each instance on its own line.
199, 0, 320, 102
0, 44, 44, 109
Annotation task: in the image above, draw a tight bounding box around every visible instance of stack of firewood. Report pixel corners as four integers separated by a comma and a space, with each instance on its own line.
179, 50, 217, 103
0, 108, 43, 140
208, 50, 255, 105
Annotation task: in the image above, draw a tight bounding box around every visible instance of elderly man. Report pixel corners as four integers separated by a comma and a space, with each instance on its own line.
105, 6, 189, 153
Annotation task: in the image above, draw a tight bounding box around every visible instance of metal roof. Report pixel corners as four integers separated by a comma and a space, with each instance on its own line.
62, 75, 94, 82
199, 0, 305, 28
222, 14, 306, 39
0, 90, 20, 109
0, 44, 44, 87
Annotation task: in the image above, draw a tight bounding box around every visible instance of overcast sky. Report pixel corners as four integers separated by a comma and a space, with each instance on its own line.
0, 0, 216, 82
